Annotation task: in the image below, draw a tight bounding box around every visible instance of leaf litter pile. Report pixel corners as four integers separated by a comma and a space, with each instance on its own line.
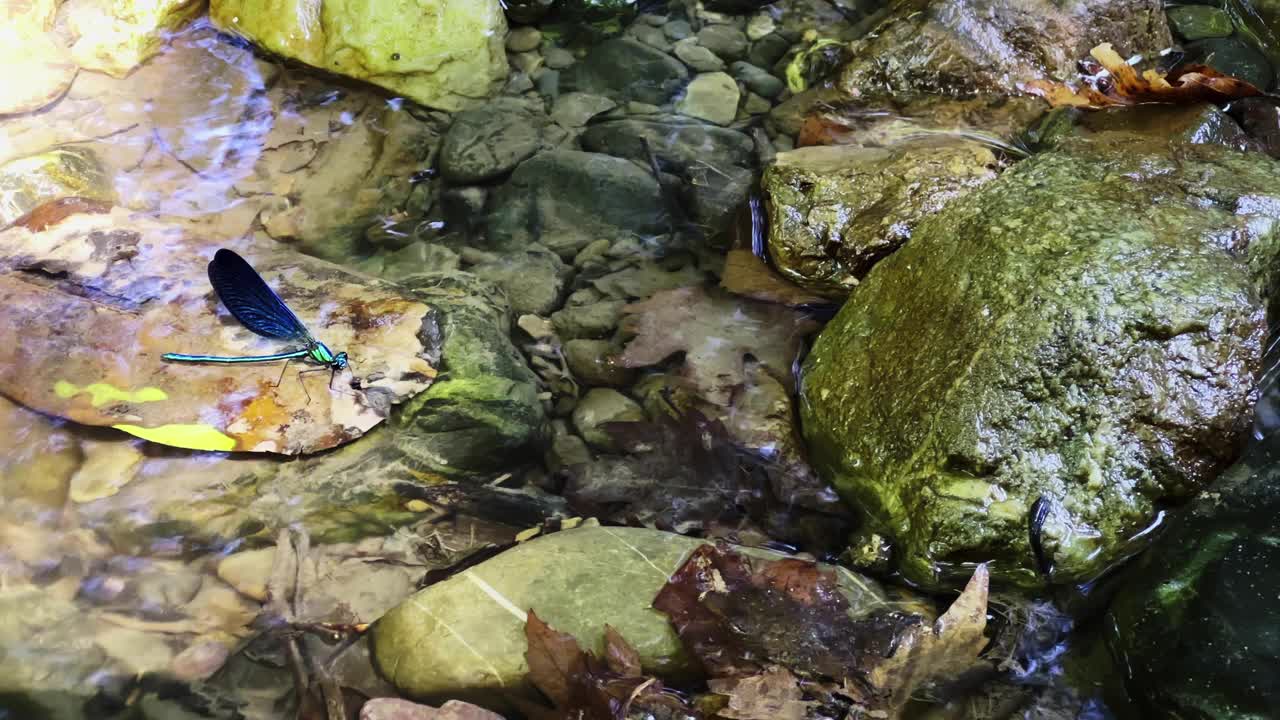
522, 543, 992, 720
1023, 42, 1263, 108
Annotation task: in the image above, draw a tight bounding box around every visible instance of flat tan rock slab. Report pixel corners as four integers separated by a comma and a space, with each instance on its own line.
0, 208, 437, 454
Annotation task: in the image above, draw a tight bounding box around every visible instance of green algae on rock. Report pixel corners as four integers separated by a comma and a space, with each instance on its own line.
800, 133, 1280, 591
371, 525, 895, 700
209, 0, 508, 112
393, 272, 547, 478
763, 138, 1000, 297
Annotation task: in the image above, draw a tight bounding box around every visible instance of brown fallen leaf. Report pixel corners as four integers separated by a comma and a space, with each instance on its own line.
866, 563, 991, 712
653, 544, 993, 719
1023, 42, 1263, 109
720, 250, 832, 307
707, 668, 810, 720
523, 611, 696, 720
617, 286, 817, 404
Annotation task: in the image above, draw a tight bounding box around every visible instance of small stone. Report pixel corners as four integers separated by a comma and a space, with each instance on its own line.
630, 24, 671, 52
674, 39, 727, 72
1229, 97, 1280, 158
773, 134, 794, 151
1167, 6, 1234, 40
574, 239, 613, 267
510, 50, 544, 75
639, 12, 667, 26
551, 301, 626, 339
743, 91, 772, 115
730, 60, 784, 98
551, 92, 618, 127
216, 548, 276, 602
171, 636, 234, 682
504, 71, 535, 94
746, 13, 776, 41
664, 19, 693, 41
626, 101, 662, 115
406, 499, 433, 512
544, 47, 576, 69
517, 314, 556, 340
676, 72, 741, 126
564, 339, 634, 387
748, 33, 791, 69
547, 421, 593, 470
507, 27, 544, 53
572, 388, 644, 450
697, 24, 749, 61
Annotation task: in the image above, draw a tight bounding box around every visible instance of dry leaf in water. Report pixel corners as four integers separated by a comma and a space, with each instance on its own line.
1023, 43, 1262, 108
720, 250, 831, 308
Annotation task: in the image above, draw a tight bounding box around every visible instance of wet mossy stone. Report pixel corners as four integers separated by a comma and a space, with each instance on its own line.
579, 117, 756, 173
371, 525, 892, 700
439, 97, 549, 183
484, 149, 667, 259
1045, 103, 1255, 152
1167, 5, 1234, 40
1186, 37, 1275, 91
800, 133, 1280, 591
393, 272, 546, 477
1108, 439, 1280, 719
563, 38, 689, 104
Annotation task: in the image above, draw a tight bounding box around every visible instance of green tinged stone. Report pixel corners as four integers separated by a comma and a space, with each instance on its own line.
800, 133, 1280, 591
394, 273, 547, 477
1167, 6, 1234, 40
0, 147, 114, 226
370, 525, 893, 699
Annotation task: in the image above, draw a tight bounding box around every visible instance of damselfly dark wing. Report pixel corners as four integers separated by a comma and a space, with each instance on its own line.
207, 249, 312, 341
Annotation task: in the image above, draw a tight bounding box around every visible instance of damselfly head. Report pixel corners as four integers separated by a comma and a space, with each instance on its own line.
333, 352, 349, 370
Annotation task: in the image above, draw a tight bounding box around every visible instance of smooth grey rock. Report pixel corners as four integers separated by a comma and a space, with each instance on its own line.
550, 91, 618, 127
572, 388, 644, 450
730, 60, 784, 98
676, 71, 741, 126
485, 150, 668, 258
696, 24, 749, 60
565, 38, 689, 104
674, 39, 726, 72
439, 97, 547, 183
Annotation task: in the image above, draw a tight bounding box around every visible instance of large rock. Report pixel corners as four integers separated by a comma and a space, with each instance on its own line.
57, 0, 203, 77
838, 0, 1171, 101
371, 525, 893, 699
763, 139, 1000, 296
0, 0, 77, 115
564, 38, 689, 104
1107, 434, 1280, 719
579, 117, 755, 172
439, 97, 551, 184
484, 150, 668, 258
209, 0, 508, 111
800, 133, 1280, 591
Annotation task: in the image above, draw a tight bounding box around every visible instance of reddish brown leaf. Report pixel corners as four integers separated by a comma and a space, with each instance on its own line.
524, 610, 585, 709
603, 625, 643, 678
708, 668, 810, 720
1023, 42, 1262, 108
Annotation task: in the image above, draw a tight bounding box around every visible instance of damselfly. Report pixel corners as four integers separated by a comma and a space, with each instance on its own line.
163, 249, 348, 400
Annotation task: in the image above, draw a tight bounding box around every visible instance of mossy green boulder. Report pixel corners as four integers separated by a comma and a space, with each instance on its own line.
209, 0, 508, 111
763, 139, 1000, 297
800, 133, 1280, 591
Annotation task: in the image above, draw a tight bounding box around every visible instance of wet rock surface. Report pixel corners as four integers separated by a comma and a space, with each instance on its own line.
801, 133, 1280, 591
210, 0, 508, 111
764, 138, 1000, 296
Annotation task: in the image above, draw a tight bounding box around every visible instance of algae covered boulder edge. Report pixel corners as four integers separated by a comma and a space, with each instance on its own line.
800, 133, 1280, 591
210, 0, 508, 112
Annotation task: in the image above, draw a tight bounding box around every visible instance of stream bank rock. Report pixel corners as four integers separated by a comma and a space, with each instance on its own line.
1107, 438, 1280, 719
371, 525, 894, 700
209, 0, 508, 111
763, 138, 1000, 296
0, 0, 77, 115
800, 133, 1280, 591
0, 209, 437, 455
58, 0, 203, 77
837, 0, 1171, 101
